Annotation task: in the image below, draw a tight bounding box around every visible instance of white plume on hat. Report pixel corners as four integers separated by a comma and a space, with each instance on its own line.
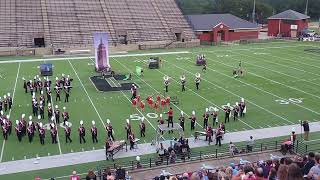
29, 115, 32, 120
40, 91, 43, 95
63, 107, 66, 110
107, 119, 110, 124
227, 103, 230, 107
160, 114, 162, 118
48, 103, 51, 107
55, 105, 58, 109
28, 121, 32, 126
7, 93, 10, 96
6, 115, 10, 119
65, 122, 69, 126
192, 111, 195, 115
51, 117, 55, 121
214, 107, 219, 112
181, 111, 184, 115
55, 77, 58, 80
2, 119, 5, 124
141, 117, 144, 122
241, 98, 244, 102
21, 114, 25, 118
39, 122, 43, 128
92, 121, 95, 125
38, 115, 41, 120
0, 111, 3, 115
80, 120, 83, 125
126, 119, 129, 124
4, 95, 6, 99
67, 75, 70, 78
205, 108, 208, 112
22, 77, 25, 80
236, 102, 239, 106
62, 73, 65, 77
15, 120, 19, 125
51, 123, 55, 128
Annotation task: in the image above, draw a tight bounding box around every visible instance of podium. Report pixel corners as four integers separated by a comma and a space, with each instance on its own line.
148, 57, 160, 69
39, 64, 53, 76
153, 123, 184, 145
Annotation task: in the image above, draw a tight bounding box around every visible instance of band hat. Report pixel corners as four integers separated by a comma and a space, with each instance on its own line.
7, 93, 10, 96
63, 107, 66, 110
51, 123, 55, 128
181, 111, 184, 115
39, 122, 43, 128
136, 156, 140, 161
141, 116, 144, 122
6, 115, 10, 119
241, 98, 245, 102
192, 111, 195, 115
29, 115, 32, 120
22, 114, 25, 118
126, 119, 129, 124
56, 77, 58, 80
106, 119, 110, 124
48, 103, 51, 106
227, 103, 230, 107
236, 102, 239, 106
80, 120, 83, 125
51, 117, 55, 121
40, 91, 43, 95
55, 105, 58, 109
92, 121, 95, 125
28, 121, 32, 126
4, 95, 6, 99
2, 119, 5, 124
160, 114, 162, 118
65, 122, 69, 126
205, 108, 208, 112
16, 120, 19, 125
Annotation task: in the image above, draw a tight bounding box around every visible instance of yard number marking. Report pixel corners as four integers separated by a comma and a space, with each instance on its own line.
275, 98, 303, 105
130, 113, 159, 121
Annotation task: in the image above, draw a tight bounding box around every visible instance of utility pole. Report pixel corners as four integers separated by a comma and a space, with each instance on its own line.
252, 0, 256, 23
305, 0, 309, 15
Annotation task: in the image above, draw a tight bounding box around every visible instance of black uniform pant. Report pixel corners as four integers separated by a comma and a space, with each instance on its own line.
180, 122, 184, 131
3, 132, 8, 140
28, 134, 33, 143
140, 129, 145, 137
65, 95, 69, 102
168, 117, 173, 134
130, 141, 134, 150
8, 127, 11, 135
203, 119, 208, 129
40, 136, 45, 145
108, 132, 114, 141
4, 105, 7, 112
131, 94, 136, 100
9, 103, 12, 109
240, 109, 245, 117
92, 134, 98, 143
196, 83, 199, 90
216, 137, 222, 146
56, 116, 60, 124
17, 133, 22, 142
80, 135, 86, 144
33, 109, 38, 117
51, 135, 57, 144
213, 117, 218, 126
126, 131, 130, 140
65, 135, 72, 143
165, 85, 168, 92
206, 135, 212, 143
24, 87, 28, 93
40, 112, 44, 119
191, 121, 195, 130
233, 112, 238, 121
56, 94, 61, 101
225, 113, 230, 123
182, 85, 185, 92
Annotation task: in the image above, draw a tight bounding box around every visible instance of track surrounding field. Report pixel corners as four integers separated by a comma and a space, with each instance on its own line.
0, 41, 319, 166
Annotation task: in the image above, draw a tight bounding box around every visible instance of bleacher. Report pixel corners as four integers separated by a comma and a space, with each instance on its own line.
0, 0, 196, 48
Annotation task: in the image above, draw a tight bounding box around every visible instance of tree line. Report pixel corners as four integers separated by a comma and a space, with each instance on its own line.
176, 0, 320, 24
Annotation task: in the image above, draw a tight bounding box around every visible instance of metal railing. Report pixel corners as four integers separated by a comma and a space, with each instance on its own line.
96, 140, 281, 178
296, 139, 320, 155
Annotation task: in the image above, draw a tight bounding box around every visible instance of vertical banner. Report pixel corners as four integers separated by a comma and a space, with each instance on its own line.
93, 32, 110, 71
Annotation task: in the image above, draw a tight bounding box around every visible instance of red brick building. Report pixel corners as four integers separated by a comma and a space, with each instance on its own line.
186, 14, 259, 43
268, 10, 310, 37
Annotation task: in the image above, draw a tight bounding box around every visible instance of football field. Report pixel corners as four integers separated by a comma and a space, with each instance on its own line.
0, 40, 319, 163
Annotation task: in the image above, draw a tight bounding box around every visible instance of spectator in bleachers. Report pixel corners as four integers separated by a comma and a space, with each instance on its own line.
303, 152, 316, 175
267, 168, 276, 180
169, 150, 177, 164
276, 165, 288, 180
225, 166, 233, 179
287, 163, 303, 180
85, 170, 97, 180
254, 167, 264, 180
308, 154, 320, 180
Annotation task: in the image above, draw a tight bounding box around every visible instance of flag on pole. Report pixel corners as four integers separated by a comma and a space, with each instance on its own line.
136, 66, 142, 76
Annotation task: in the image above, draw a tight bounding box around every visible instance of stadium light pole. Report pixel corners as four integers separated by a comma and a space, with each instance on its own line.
304, 0, 309, 15
252, 0, 256, 23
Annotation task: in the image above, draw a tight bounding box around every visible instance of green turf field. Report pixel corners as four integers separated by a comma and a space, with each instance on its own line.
0, 40, 319, 166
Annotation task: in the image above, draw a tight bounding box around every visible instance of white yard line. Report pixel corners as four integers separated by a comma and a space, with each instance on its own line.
194, 53, 320, 116
0, 51, 190, 64
230, 51, 320, 87
68, 60, 106, 130
0, 62, 21, 162
198, 45, 313, 53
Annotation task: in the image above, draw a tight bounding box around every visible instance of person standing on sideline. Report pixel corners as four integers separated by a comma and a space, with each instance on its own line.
303, 120, 310, 141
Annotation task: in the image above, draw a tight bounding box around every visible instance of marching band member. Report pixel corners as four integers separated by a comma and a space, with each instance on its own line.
233, 102, 240, 121
203, 108, 209, 129
180, 74, 186, 92
39, 122, 45, 145
146, 96, 153, 108
131, 98, 137, 108
32, 98, 38, 117
125, 119, 131, 140
46, 86, 52, 104
15, 120, 22, 142
39, 101, 44, 120
215, 126, 223, 146
179, 111, 185, 131
91, 121, 98, 143
240, 98, 246, 117
7, 93, 12, 110
55, 77, 62, 101
195, 73, 201, 90
189, 111, 196, 131
37, 77, 43, 92
153, 102, 159, 112
27, 120, 34, 143
54, 105, 60, 124
64, 87, 70, 103
129, 131, 135, 150
78, 120, 86, 144
65, 121, 72, 143
33, 76, 38, 93
156, 95, 161, 103
160, 98, 166, 111
0, 98, 3, 112
40, 90, 45, 107
3, 95, 8, 112
29, 80, 34, 95
20, 114, 27, 136
106, 119, 114, 141
165, 96, 171, 107
48, 103, 53, 121
163, 75, 170, 93
205, 126, 213, 144
50, 123, 57, 144
211, 107, 219, 126
139, 100, 145, 111
62, 107, 69, 125
167, 107, 174, 134
2, 119, 8, 140
224, 103, 231, 123
7, 115, 12, 136
131, 84, 137, 100
23, 77, 28, 93
140, 117, 146, 137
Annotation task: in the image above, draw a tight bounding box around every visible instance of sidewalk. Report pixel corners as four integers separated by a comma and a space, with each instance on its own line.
0, 122, 318, 175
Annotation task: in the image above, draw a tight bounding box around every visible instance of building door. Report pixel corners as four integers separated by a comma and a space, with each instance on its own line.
217, 30, 225, 41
